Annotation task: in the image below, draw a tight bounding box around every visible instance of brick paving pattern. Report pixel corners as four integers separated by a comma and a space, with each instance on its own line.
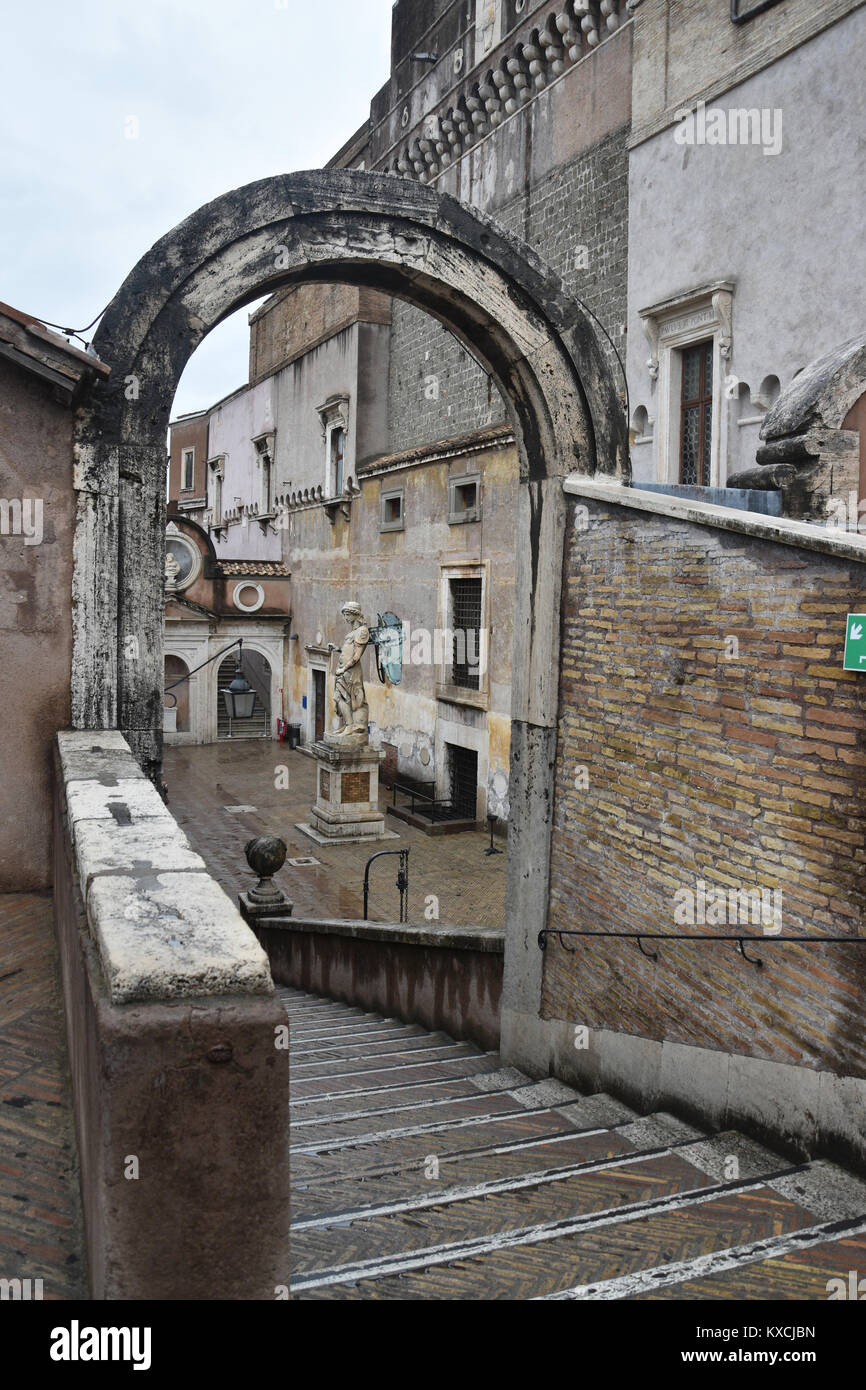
283, 988, 866, 1301
163, 742, 506, 927
0, 894, 85, 1299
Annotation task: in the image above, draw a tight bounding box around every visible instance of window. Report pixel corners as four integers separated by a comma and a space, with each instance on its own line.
380, 486, 404, 532
252, 432, 276, 519
639, 282, 733, 490
164, 524, 202, 591
317, 396, 350, 499
437, 562, 489, 706
182, 448, 194, 492
679, 341, 713, 487
208, 457, 224, 532
448, 472, 481, 524
331, 427, 345, 496
449, 576, 483, 690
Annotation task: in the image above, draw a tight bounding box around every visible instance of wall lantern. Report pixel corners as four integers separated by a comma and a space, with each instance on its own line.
165, 637, 259, 724
220, 647, 257, 721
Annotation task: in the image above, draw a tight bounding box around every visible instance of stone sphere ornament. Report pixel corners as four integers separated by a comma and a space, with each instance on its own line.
244, 836, 288, 904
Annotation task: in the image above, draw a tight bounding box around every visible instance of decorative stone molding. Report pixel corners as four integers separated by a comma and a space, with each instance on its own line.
639, 281, 734, 382
638, 281, 735, 488
385, 2, 626, 183
232, 582, 265, 614
165, 521, 202, 592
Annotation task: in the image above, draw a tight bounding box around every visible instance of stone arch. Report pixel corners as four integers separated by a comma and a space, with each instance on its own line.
72, 168, 627, 962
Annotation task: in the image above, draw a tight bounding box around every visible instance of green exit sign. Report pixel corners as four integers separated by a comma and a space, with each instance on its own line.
843, 614, 866, 671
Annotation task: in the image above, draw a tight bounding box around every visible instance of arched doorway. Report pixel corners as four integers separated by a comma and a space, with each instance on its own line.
71, 167, 628, 986
163, 654, 190, 734
216, 651, 271, 740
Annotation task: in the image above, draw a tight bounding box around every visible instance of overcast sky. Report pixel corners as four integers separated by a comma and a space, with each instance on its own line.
1, 0, 394, 417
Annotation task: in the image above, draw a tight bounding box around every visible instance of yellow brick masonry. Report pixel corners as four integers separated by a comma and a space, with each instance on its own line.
544, 497, 866, 1076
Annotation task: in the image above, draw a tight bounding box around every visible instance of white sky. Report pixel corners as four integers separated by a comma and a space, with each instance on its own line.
1, 0, 394, 417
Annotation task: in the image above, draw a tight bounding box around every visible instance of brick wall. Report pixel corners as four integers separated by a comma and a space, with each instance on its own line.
387, 126, 630, 453
250, 285, 391, 384
544, 495, 866, 1078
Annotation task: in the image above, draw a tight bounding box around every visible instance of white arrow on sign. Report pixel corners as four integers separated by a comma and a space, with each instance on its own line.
852, 624, 864, 641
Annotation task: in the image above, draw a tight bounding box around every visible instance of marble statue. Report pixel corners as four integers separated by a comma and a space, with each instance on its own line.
327, 602, 371, 743
164, 550, 181, 592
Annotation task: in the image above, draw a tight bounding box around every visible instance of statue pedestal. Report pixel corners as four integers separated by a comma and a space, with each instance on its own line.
297, 739, 398, 846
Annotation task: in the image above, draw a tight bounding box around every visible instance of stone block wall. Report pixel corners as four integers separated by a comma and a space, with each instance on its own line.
387, 125, 630, 453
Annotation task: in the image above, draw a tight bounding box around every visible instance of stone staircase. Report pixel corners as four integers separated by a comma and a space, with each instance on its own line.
283, 988, 866, 1301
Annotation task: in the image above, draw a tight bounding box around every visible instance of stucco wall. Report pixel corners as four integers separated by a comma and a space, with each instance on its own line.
206, 377, 280, 563
627, 5, 866, 487
0, 358, 74, 890
280, 436, 517, 813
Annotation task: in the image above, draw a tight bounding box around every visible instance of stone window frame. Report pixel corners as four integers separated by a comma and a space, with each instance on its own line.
208, 456, 226, 537
252, 432, 276, 520
316, 395, 350, 500
181, 446, 195, 493
448, 470, 482, 524
232, 582, 265, 615
435, 559, 490, 711
639, 282, 734, 489
379, 484, 405, 533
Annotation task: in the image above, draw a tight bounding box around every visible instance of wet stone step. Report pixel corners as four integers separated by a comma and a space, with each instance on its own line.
291, 1032, 459, 1061
290, 1126, 642, 1221
290, 1053, 503, 1100
290, 1119, 640, 1197
290, 1092, 532, 1146
632, 1229, 866, 1301
294, 1186, 821, 1301
291, 1107, 584, 1165
291, 1042, 481, 1078
289, 1075, 519, 1121
291, 1150, 726, 1276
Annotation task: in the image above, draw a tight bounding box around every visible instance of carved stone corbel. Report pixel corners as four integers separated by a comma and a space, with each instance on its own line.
712, 289, 733, 364
641, 314, 660, 382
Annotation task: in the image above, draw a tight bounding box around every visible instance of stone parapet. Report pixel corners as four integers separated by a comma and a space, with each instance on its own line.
253, 914, 504, 1052
56, 730, 273, 1004
52, 730, 290, 1299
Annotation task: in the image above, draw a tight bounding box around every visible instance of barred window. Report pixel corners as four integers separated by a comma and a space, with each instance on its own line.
449, 576, 483, 690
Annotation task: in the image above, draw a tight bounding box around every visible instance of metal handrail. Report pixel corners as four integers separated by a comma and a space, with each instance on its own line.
363, 849, 410, 922
538, 928, 866, 970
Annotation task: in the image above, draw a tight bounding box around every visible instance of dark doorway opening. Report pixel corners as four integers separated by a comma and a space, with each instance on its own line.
313, 668, 326, 743
448, 744, 478, 821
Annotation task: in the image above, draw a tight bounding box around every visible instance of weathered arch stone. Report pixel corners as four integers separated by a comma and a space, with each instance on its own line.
73, 170, 626, 763
72, 171, 626, 1015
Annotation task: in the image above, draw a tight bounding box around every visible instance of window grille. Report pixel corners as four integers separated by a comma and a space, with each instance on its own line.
449, 576, 483, 690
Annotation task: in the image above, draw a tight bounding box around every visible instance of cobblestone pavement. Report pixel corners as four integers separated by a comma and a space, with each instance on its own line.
283, 987, 866, 1301
0, 894, 85, 1299
163, 741, 506, 927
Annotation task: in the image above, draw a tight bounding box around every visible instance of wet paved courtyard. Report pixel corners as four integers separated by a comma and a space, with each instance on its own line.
162, 741, 507, 928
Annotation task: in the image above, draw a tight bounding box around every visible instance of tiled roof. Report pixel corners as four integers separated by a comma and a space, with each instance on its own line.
218, 561, 291, 577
